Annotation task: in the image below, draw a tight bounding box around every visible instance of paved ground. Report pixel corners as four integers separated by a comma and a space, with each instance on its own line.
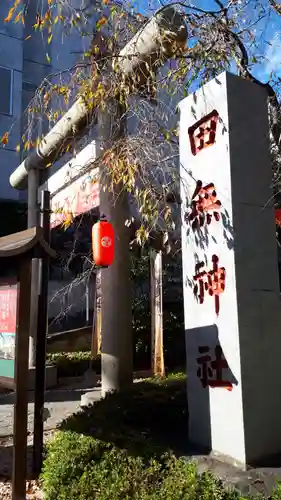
0, 381, 102, 493
0, 384, 101, 439
190, 454, 281, 497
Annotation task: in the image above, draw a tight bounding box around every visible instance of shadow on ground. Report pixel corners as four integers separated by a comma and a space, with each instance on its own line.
0, 387, 91, 405
59, 375, 195, 458
0, 442, 37, 480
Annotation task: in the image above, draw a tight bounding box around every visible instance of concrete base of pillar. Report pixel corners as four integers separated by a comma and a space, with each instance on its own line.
80, 388, 102, 408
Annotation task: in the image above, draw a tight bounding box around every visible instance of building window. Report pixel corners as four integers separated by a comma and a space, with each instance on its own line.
21, 81, 37, 129
0, 67, 13, 116
21, 81, 39, 160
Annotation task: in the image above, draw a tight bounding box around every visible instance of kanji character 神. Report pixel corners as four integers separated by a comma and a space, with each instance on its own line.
193, 255, 225, 315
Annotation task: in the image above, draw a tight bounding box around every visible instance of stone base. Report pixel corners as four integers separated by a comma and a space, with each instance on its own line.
28, 363, 58, 390
80, 388, 102, 408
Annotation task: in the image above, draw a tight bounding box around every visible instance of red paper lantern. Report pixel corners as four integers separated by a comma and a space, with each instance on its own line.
92, 220, 114, 267
276, 208, 281, 226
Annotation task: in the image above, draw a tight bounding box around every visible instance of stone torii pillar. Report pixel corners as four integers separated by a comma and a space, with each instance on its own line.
180, 71, 281, 467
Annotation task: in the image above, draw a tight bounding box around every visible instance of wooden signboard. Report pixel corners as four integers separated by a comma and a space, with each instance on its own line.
0, 226, 55, 500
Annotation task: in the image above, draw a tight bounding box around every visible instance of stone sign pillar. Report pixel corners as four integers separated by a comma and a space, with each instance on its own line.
180, 71, 281, 467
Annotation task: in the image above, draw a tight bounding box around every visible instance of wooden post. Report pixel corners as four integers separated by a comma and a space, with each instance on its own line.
33, 190, 51, 475
91, 270, 101, 356
27, 168, 40, 368
150, 250, 164, 377
12, 258, 32, 500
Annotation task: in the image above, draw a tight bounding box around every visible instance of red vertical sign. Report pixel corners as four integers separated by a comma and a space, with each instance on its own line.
0, 279, 18, 366
0, 281, 17, 333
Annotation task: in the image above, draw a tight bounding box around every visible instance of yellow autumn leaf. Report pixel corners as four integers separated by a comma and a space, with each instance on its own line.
46, 52, 51, 63
25, 35, 31, 40
14, 12, 21, 23
97, 16, 107, 27
48, 34, 53, 44
16, 144, 20, 152
62, 213, 73, 229
1, 132, 9, 145
4, 7, 15, 23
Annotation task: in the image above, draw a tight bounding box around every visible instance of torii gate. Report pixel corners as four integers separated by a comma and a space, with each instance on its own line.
39, 139, 169, 377
10, 5, 187, 396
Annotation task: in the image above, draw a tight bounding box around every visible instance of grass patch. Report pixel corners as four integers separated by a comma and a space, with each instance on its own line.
41, 374, 259, 499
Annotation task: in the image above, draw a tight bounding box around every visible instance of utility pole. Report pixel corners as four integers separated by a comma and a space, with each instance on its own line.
33, 190, 50, 475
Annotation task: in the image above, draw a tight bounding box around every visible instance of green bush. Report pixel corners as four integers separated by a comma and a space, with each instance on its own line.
46, 352, 100, 378
41, 375, 246, 500
42, 433, 242, 500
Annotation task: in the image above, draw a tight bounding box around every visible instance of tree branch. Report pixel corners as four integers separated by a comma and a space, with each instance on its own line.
268, 0, 281, 15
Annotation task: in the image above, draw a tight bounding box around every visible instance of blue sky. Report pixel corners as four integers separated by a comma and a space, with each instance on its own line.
134, 0, 281, 84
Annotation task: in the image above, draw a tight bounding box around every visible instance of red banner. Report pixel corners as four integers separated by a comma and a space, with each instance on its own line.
50, 173, 99, 229
0, 280, 18, 333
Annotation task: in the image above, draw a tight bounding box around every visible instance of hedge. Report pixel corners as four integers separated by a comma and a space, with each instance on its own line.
41, 374, 252, 500
46, 351, 100, 378
42, 435, 244, 500
47, 350, 186, 379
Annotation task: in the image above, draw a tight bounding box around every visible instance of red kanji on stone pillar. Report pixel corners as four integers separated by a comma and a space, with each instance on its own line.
196, 345, 232, 391
188, 110, 219, 156
186, 180, 222, 230
193, 255, 226, 315
92, 220, 114, 267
